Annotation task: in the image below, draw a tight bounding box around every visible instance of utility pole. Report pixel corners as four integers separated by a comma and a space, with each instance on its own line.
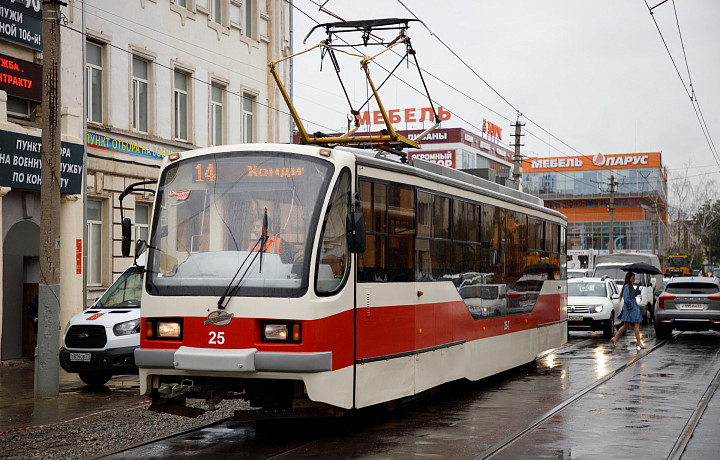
510, 117, 524, 191
608, 175, 617, 255
37, 0, 64, 398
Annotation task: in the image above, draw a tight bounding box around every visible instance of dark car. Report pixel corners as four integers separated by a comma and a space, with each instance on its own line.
654, 277, 720, 339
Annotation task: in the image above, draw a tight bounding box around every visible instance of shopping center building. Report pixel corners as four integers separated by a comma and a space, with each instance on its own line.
522, 152, 668, 268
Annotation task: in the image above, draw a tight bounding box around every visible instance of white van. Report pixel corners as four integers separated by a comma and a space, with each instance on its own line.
593, 253, 662, 324
59, 255, 144, 386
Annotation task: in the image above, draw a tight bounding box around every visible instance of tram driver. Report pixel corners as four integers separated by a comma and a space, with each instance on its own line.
247, 216, 293, 264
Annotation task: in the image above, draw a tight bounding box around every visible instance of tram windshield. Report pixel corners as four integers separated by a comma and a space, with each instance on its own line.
146, 151, 334, 297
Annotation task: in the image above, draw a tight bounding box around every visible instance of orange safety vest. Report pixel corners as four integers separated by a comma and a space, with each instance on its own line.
247, 236, 282, 254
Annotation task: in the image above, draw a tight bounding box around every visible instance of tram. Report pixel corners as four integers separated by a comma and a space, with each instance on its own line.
123, 18, 567, 417
124, 142, 567, 417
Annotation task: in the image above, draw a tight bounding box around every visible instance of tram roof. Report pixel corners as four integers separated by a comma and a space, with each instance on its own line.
338, 146, 566, 223
161, 143, 565, 223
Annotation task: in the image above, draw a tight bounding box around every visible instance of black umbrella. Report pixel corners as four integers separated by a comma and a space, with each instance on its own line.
621, 262, 661, 275
525, 262, 559, 274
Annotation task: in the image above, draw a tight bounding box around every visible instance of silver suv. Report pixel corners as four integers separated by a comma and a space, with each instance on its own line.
654, 277, 720, 339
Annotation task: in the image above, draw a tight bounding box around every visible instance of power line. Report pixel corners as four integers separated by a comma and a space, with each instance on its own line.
643, 0, 720, 169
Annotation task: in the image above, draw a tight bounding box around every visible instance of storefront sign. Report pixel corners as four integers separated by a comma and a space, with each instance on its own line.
482, 119, 502, 140
0, 1, 42, 51
0, 130, 83, 194
0, 52, 41, 101
356, 106, 452, 126
87, 131, 178, 161
408, 150, 455, 168
523, 152, 662, 172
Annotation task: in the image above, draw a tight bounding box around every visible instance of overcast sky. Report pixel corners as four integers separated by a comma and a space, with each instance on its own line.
288, 0, 720, 185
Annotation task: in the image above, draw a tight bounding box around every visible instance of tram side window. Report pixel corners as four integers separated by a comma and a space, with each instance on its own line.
506, 211, 526, 281
316, 169, 351, 294
452, 200, 482, 275
359, 180, 387, 282
416, 191, 451, 281
388, 183, 415, 282
481, 204, 505, 283
527, 217, 544, 272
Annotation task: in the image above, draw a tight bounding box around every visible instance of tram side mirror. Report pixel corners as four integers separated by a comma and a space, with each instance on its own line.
346, 211, 366, 253
121, 218, 132, 257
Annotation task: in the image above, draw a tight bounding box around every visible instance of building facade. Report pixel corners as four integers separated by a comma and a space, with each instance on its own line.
295, 125, 514, 179
0, 0, 292, 360
522, 152, 668, 268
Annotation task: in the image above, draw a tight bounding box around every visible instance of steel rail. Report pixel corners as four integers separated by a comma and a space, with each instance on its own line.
476, 335, 676, 459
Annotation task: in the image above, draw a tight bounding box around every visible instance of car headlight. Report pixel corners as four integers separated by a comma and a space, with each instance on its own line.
591, 304, 603, 313
113, 319, 141, 336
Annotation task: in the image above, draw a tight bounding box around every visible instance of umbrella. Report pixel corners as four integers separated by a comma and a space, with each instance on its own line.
620, 262, 661, 275
525, 262, 559, 274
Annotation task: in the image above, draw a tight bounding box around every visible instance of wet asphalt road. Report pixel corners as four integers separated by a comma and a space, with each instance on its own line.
106, 327, 720, 459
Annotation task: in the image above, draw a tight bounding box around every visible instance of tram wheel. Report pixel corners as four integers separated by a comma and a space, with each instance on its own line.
383, 399, 399, 414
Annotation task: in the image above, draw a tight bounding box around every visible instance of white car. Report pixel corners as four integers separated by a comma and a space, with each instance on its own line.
59, 256, 144, 386
567, 277, 622, 338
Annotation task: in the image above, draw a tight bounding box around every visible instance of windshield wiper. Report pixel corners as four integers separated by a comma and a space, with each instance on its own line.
216, 209, 270, 310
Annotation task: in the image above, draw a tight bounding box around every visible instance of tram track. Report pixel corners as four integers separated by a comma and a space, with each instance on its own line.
478, 332, 720, 460
477, 335, 675, 459
103, 332, 720, 459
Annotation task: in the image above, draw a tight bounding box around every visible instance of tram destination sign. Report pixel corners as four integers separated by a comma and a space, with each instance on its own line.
0, 130, 83, 194
0, 1, 43, 51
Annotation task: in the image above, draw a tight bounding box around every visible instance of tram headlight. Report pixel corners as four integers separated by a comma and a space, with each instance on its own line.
157, 321, 182, 338
262, 322, 301, 342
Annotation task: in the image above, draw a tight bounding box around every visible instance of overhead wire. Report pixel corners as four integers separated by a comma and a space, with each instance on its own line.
643, 0, 720, 169
298, 0, 599, 191
300, 0, 668, 198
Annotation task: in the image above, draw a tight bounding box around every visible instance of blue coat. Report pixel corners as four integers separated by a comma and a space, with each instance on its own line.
619, 284, 642, 323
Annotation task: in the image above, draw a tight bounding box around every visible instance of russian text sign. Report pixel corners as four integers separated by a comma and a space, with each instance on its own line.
0, 130, 83, 194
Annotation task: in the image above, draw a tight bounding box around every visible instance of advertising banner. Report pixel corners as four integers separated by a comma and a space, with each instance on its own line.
408, 150, 455, 168
0, 1, 42, 51
87, 130, 177, 161
0, 52, 42, 101
523, 152, 662, 172
0, 130, 84, 194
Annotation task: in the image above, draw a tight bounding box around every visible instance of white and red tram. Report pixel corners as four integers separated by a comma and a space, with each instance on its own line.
130, 142, 567, 416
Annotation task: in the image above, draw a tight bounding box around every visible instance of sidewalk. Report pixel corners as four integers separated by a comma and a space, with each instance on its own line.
0, 358, 147, 434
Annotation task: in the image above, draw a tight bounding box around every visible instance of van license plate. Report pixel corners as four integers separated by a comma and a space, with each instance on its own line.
70, 352, 91, 362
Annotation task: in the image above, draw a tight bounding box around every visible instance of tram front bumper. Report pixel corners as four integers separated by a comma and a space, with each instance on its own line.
134, 347, 332, 373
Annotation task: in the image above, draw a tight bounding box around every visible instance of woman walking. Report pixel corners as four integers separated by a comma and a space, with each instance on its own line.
610, 271, 646, 350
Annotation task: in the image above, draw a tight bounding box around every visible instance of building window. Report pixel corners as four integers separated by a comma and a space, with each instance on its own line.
6, 96, 30, 118
244, 0, 253, 38
87, 199, 103, 285
86, 41, 103, 124
210, 0, 222, 23
135, 203, 150, 252
132, 57, 149, 133
173, 0, 187, 6
242, 94, 254, 143
174, 70, 189, 141
210, 84, 223, 146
